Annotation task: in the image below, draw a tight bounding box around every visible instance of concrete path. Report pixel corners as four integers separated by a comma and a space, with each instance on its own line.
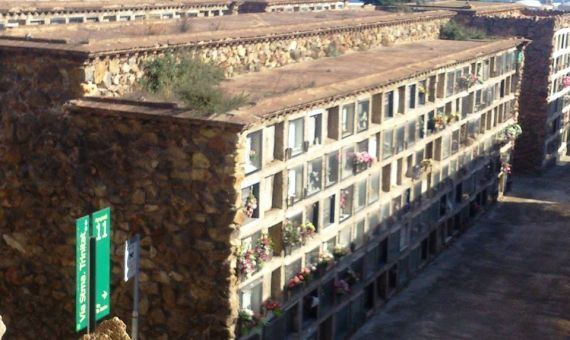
353, 160, 570, 340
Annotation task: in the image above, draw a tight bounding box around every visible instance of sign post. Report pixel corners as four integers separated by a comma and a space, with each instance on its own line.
124, 234, 141, 340
75, 216, 90, 332
92, 207, 111, 321
75, 207, 112, 334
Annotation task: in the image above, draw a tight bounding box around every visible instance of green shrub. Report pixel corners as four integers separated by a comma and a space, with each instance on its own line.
324, 43, 341, 57
440, 21, 487, 41
139, 54, 247, 116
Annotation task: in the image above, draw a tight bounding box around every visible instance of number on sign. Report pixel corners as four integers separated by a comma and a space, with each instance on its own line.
95, 220, 109, 240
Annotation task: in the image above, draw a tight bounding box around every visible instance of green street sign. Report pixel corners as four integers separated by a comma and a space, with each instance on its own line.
92, 207, 111, 321
75, 215, 90, 331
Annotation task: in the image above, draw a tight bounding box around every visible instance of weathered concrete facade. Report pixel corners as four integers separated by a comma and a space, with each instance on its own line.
228, 38, 525, 339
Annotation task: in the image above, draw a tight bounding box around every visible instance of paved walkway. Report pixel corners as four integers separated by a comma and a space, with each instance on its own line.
354, 160, 570, 340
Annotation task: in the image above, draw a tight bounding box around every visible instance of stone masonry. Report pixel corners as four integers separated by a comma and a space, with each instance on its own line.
0, 98, 244, 339
1, 11, 451, 96
462, 11, 553, 174
83, 16, 449, 97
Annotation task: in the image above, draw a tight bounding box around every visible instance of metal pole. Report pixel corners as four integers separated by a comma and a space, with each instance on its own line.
89, 236, 97, 332
86, 233, 90, 336
131, 272, 139, 340
131, 234, 140, 340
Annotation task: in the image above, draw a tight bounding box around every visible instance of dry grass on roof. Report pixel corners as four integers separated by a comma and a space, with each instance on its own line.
221, 38, 524, 120
0, 9, 451, 51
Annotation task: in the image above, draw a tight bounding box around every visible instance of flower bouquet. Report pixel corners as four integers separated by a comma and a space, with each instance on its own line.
340, 190, 348, 210
503, 123, 522, 140
334, 279, 351, 295
353, 151, 374, 173
282, 221, 303, 251
254, 233, 273, 263
462, 73, 482, 88
418, 84, 426, 94
263, 300, 283, 319
300, 222, 316, 242
447, 112, 460, 123
236, 248, 258, 279
332, 245, 348, 260
434, 115, 446, 130
318, 252, 334, 267
244, 192, 257, 218
501, 162, 512, 175
300, 265, 316, 282
316, 252, 334, 276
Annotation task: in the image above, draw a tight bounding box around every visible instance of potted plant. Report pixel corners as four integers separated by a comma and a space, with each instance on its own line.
262, 300, 283, 320
317, 252, 334, 275
332, 245, 348, 261
238, 309, 264, 336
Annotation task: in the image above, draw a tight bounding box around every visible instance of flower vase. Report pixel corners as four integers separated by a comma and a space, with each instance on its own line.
353, 162, 368, 174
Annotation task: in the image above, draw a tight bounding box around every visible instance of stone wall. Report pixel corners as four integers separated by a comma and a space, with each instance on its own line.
0, 51, 85, 112
80, 17, 450, 97
0, 12, 450, 338
465, 13, 555, 174
1, 15, 450, 101
0, 99, 244, 339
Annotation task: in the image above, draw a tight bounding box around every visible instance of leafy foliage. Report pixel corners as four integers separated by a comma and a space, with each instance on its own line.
440, 20, 488, 41
139, 54, 247, 116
